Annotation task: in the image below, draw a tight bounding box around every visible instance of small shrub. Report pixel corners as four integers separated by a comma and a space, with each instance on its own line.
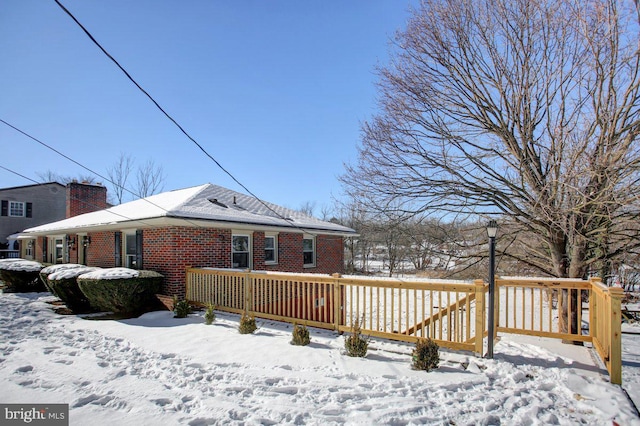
204, 303, 216, 325
173, 297, 192, 318
344, 319, 369, 357
412, 337, 440, 372
291, 323, 310, 346
238, 314, 257, 334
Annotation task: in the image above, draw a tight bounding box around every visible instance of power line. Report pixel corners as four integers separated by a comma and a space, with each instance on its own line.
0, 119, 201, 228
0, 162, 158, 227
0, 165, 39, 185
52, 0, 348, 238
53, 0, 290, 226
0, 120, 344, 239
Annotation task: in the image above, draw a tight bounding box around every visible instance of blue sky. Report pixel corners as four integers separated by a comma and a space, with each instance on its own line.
0, 1, 416, 213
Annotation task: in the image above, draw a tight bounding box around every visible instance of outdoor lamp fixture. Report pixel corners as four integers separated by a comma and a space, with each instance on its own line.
66, 235, 76, 249
486, 220, 498, 359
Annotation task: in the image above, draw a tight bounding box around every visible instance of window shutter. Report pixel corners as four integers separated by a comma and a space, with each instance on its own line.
114, 232, 122, 267
1, 200, 7, 216
42, 237, 48, 263
135, 230, 143, 270
26, 202, 33, 218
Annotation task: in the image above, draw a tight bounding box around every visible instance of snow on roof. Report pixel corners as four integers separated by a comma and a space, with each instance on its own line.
23, 183, 356, 236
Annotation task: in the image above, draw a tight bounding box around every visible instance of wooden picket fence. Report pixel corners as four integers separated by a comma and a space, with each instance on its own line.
185, 268, 624, 384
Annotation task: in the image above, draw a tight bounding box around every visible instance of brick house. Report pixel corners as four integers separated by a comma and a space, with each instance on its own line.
1, 181, 107, 259
23, 184, 356, 297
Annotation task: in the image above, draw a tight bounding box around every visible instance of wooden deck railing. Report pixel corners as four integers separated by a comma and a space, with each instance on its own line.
186, 268, 623, 384
186, 268, 486, 354
337, 276, 485, 354
495, 277, 592, 341
589, 277, 624, 385
495, 276, 623, 384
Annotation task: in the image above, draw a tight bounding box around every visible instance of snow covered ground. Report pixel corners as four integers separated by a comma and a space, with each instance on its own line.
1, 292, 639, 425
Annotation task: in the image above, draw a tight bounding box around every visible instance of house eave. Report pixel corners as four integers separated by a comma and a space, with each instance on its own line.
23, 215, 358, 238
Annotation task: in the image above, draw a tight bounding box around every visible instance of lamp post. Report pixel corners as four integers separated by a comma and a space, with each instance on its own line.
486, 220, 498, 359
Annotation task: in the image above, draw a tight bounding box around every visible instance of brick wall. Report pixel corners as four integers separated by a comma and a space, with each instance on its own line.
86, 231, 116, 267
76, 226, 345, 298
143, 227, 232, 297
273, 232, 303, 272
315, 234, 345, 274
66, 182, 108, 218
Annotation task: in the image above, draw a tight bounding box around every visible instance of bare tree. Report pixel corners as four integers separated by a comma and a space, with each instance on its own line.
135, 158, 166, 199
342, 0, 640, 279
106, 153, 133, 204
341, 0, 640, 333
298, 201, 317, 217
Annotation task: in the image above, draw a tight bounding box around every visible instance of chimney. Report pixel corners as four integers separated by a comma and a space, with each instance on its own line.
66, 182, 108, 218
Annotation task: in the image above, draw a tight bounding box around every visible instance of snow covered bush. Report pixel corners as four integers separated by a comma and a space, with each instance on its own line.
412, 337, 440, 372
39, 263, 85, 294
291, 323, 311, 346
204, 304, 216, 325
45, 266, 101, 313
77, 269, 163, 314
173, 297, 191, 318
0, 259, 45, 292
344, 319, 369, 357
238, 314, 257, 334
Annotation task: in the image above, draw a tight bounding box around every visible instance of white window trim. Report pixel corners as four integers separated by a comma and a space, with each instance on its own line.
9, 201, 25, 217
264, 233, 278, 265
303, 234, 316, 268
232, 233, 252, 269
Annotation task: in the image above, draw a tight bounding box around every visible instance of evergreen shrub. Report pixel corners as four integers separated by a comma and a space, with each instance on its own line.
291, 323, 311, 346
173, 297, 192, 318
0, 260, 45, 292
77, 270, 163, 314
238, 314, 257, 334
46, 266, 100, 313
344, 319, 369, 357
204, 304, 216, 325
412, 337, 440, 372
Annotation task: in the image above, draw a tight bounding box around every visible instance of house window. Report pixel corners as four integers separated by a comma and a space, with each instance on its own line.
53, 237, 65, 264
9, 201, 25, 217
303, 236, 315, 267
232, 234, 251, 269
125, 233, 138, 268
265, 234, 277, 264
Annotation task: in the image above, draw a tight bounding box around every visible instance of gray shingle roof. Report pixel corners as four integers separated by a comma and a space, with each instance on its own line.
24, 184, 356, 236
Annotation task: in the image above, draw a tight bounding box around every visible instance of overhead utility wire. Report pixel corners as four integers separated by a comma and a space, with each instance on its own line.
52, 0, 332, 237
0, 163, 157, 226
0, 119, 200, 228
0, 165, 38, 185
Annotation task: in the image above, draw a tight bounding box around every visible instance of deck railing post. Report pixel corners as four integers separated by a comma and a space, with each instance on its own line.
608, 284, 624, 385
588, 277, 599, 342
185, 267, 192, 301
332, 273, 343, 333
244, 269, 252, 316
473, 279, 486, 357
